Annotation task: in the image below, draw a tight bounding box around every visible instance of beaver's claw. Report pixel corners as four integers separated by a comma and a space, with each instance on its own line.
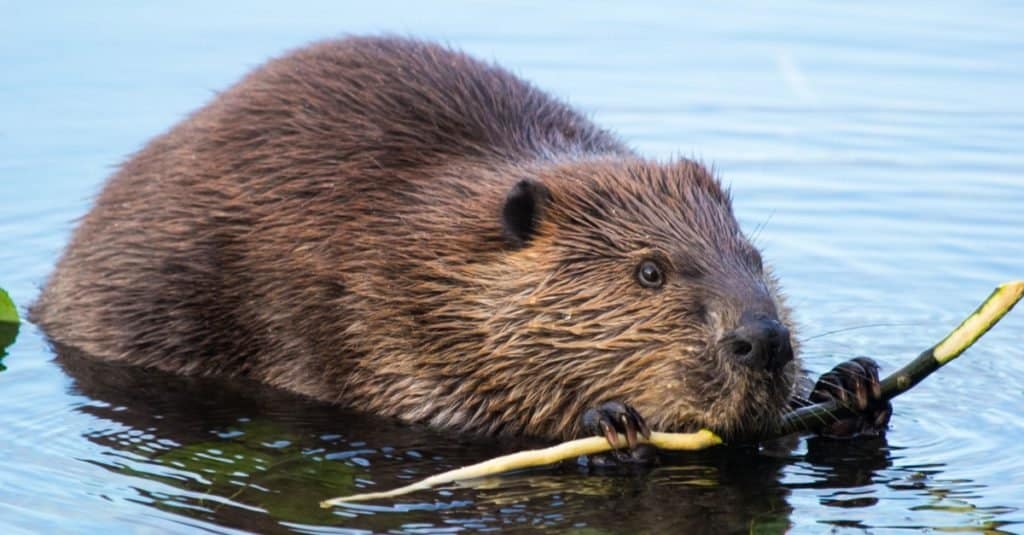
580, 401, 655, 466
581, 401, 651, 451
809, 357, 892, 438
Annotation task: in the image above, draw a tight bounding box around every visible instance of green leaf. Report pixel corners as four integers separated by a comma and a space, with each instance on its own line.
0, 288, 18, 325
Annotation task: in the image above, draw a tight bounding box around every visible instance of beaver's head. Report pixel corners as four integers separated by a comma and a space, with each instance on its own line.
470, 158, 799, 441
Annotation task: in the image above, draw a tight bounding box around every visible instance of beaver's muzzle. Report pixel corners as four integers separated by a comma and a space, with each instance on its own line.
722, 311, 793, 371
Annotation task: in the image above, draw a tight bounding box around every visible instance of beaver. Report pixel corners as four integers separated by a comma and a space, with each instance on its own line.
32, 36, 890, 450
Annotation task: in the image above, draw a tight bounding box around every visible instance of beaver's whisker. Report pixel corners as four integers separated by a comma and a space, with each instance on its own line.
788, 397, 814, 408
799, 322, 923, 343
790, 396, 840, 426
815, 378, 858, 402
747, 210, 775, 245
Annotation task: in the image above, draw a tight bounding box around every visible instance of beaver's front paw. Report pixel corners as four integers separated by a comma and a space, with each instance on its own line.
810, 357, 892, 438
580, 401, 656, 466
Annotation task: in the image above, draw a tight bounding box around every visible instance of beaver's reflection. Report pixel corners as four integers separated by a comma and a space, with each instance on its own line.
55, 345, 890, 533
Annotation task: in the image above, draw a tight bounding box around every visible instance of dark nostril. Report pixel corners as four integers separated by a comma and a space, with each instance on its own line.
725, 314, 793, 371
729, 340, 753, 358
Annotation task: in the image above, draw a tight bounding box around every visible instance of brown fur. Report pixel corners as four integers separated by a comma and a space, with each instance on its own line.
32, 36, 800, 441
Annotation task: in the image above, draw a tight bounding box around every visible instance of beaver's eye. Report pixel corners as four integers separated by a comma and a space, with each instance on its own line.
636, 260, 664, 289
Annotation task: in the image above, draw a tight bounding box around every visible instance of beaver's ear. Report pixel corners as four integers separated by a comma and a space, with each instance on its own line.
502, 179, 551, 248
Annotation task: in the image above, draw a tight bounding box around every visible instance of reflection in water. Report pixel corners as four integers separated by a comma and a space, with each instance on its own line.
58, 346, 376, 530
796, 438, 1015, 533
56, 343, 1018, 533
57, 345, 999, 533
803, 436, 892, 490
55, 346, 807, 532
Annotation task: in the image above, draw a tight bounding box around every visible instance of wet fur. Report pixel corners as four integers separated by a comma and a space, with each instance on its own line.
32, 36, 801, 441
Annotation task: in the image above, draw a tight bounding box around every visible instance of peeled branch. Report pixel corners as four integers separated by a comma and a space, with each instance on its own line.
322, 280, 1023, 507
321, 430, 721, 506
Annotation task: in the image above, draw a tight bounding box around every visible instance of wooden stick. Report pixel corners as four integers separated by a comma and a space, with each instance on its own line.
322, 281, 1023, 507
321, 430, 721, 506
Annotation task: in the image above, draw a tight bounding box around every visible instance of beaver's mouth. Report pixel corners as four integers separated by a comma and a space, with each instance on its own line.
686, 357, 797, 442
727, 372, 797, 441
630, 344, 797, 442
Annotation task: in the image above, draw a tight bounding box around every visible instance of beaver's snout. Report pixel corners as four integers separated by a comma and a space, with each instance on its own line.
722, 311, 794, 371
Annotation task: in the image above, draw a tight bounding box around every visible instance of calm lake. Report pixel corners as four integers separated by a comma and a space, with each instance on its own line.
2, 2, 1022, 533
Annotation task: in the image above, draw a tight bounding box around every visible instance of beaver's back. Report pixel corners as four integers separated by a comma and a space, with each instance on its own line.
31, 36, 629, 382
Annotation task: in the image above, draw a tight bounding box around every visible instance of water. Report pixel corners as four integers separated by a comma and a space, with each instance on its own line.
2, 1, 1023, 533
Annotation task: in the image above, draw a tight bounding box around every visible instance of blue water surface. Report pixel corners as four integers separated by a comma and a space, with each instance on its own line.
2, 2, 1022, 533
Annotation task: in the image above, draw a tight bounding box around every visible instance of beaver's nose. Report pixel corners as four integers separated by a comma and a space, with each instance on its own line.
724, 311, 793, 371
